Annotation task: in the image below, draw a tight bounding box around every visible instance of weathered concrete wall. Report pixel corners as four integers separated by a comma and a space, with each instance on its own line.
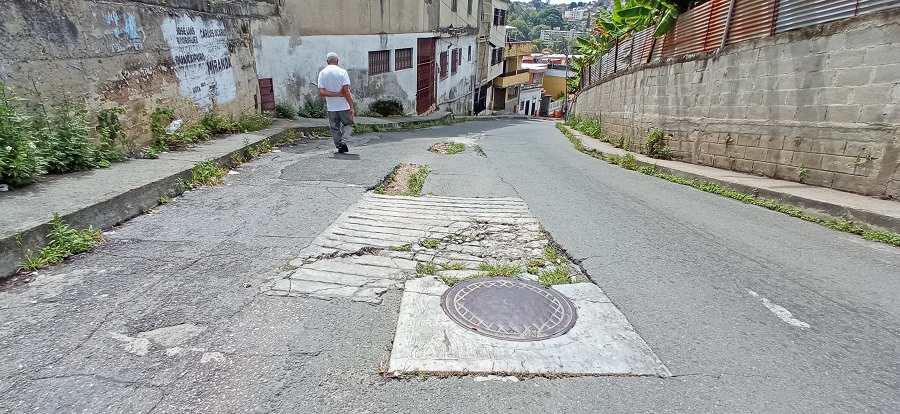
253, 33, 423, 115
436, 36, 477, 114
0, 0, 276, 144
573, 10, 900, 197
253, 0, 478, 115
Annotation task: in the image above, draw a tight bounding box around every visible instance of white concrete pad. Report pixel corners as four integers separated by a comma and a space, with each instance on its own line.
388, 277, 670, 377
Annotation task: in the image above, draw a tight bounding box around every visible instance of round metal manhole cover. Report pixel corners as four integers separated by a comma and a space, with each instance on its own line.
441, 277, 577, 341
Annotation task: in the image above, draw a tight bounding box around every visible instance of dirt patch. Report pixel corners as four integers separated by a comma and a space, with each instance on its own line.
428, 141, 465, 155
379, 164, 420, 195
429, 143, 450, 153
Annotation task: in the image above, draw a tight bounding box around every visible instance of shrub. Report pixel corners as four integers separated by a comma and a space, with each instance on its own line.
0, 85, 46, 186
95, 108, 128, 164
200, 111, 236, 135
369, 99, 404, 117
233, 114, 273, 132
37, 98, 97, 174
298, 96, 327, 118
274, 102, 296, 119
644, 128, 672, 159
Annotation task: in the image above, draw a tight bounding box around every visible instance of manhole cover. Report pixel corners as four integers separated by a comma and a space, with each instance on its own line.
441, 277, 577, 341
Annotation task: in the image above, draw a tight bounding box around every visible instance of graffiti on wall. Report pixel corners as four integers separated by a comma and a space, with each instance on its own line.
161, 15, 237, 108
94, 11, 144, 52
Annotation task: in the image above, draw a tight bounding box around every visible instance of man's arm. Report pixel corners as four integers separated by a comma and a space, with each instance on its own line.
340, 85, 354, 117
318, 88, 342, 98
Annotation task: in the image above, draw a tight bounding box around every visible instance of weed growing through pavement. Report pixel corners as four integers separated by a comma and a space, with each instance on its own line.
527, 266, 540, 275
404, 166, 429, 196
440, 262, 466, 270
388, 243, 413, 251
539, 265, 571, 286
416, 263, 439, 276
21, 213, 101, 270
191, 161, 226, 186
556, 123, 900, 247
473, 145, 486, 157
797, 166, 809, 182
544, 246, 561, 264
474, 262, 521, 277
420, 238, 440, 249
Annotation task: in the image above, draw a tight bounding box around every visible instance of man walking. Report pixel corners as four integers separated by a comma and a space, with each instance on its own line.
317, 52, 354, 153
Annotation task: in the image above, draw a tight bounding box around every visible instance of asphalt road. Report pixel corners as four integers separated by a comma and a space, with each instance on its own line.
1, 119, 897, 413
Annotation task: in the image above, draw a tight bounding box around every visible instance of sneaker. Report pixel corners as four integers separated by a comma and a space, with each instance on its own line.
338, 143, 349, 153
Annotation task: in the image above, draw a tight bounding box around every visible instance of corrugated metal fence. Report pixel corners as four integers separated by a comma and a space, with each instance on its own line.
581, 0, 899, 89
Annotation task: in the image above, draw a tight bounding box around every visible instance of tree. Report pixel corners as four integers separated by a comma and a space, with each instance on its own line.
509, 19, 531, 40
530, 24, 551, 41
570, 1, 578, 8
538, 8, 567, 30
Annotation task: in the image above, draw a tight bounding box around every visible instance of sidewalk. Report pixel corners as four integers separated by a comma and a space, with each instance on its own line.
0, 113, 450, 278
562, 125, 900, 235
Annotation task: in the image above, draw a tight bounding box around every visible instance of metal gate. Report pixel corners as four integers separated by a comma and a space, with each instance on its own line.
258, 78, 275, 111
474, 84, 488, 114
416, 38, 436, 115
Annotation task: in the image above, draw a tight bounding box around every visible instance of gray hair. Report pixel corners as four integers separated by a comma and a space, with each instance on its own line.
326, 52, 339, 63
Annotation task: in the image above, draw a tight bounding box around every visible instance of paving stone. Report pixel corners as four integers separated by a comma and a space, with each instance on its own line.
302, 260, 410, 280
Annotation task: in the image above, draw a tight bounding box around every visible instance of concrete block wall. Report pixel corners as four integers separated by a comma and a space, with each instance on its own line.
0, 0, 276, 145
573, 10, 900, 198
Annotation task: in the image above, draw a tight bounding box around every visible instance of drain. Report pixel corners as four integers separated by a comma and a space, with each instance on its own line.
441, 277, 577, 341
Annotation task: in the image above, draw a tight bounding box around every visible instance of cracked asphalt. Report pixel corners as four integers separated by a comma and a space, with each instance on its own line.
1, 120, 899, 413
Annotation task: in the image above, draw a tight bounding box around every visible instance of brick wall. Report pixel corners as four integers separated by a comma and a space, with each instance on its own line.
573, 10, 900, 198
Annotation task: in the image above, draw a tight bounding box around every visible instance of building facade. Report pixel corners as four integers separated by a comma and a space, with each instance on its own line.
253, 0, 479, 115
473, 0, 509, 114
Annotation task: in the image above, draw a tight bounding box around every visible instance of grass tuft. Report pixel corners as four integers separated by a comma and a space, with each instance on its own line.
538, 265, 571, 286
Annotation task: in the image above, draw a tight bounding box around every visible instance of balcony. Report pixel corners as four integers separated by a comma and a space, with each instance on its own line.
493, 70, 530, 88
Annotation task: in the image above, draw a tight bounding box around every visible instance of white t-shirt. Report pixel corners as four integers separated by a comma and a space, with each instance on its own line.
317, 65, 351, 112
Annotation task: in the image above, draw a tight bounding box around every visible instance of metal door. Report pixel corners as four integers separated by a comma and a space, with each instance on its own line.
416, 38, 437, 114
258, 78, 275, 111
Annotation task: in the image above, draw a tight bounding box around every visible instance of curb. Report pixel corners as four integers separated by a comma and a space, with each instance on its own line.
560, 125, 900, 234
1, 116, 452, 278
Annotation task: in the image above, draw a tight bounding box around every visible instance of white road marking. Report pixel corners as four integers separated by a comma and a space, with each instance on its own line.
747, 289, 810, 329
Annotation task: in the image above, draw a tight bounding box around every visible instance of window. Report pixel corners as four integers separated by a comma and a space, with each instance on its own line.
491, 47, 505, 66
493, 8, 507, 26
451, 0, 457, 12
395, 48, 413, 71
440, 51, 449, 79
468, 0, 473, 14
468, 45, 472, 62
451, 48, 459, 75
368, 50, 390, 75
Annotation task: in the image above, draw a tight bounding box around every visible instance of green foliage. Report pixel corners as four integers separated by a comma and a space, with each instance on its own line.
420, 238, 440, 249
539, 265, 572, 286
389, 244, 413, 251
298, 96, 327, 118
369, 99, 405, 117
234, 114, 273, 133
22, 213, 101, 270
37, 97, 97, 174
191, 160, 226, 186
475, 263, 522, 277
274, 102, 297, 119
95, 108, 130, 163
527, 266, 540, 275
797, 166, 809, 182
0, 85, 45, 186
200, 111, 235, 134
446, 141, 465, 154
567, 115, 604, 140
416, 263, 439, 276
543, 246, 560, 263
440, 262, 466, 270
644, 128, 672, 159
404, 166, 429, 197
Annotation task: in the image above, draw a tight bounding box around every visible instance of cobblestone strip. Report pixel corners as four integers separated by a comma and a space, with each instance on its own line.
267, 194, 583, 304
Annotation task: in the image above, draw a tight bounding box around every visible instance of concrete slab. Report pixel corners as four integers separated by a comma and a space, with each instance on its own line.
388, 277, 670, 377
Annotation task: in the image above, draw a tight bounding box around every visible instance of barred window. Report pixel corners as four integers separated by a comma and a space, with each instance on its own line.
468, 0, 473, 14
368, 50, 390, 75
451, 0, 457, 12
395, 48, 413, 71
440, 51, 449, 79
